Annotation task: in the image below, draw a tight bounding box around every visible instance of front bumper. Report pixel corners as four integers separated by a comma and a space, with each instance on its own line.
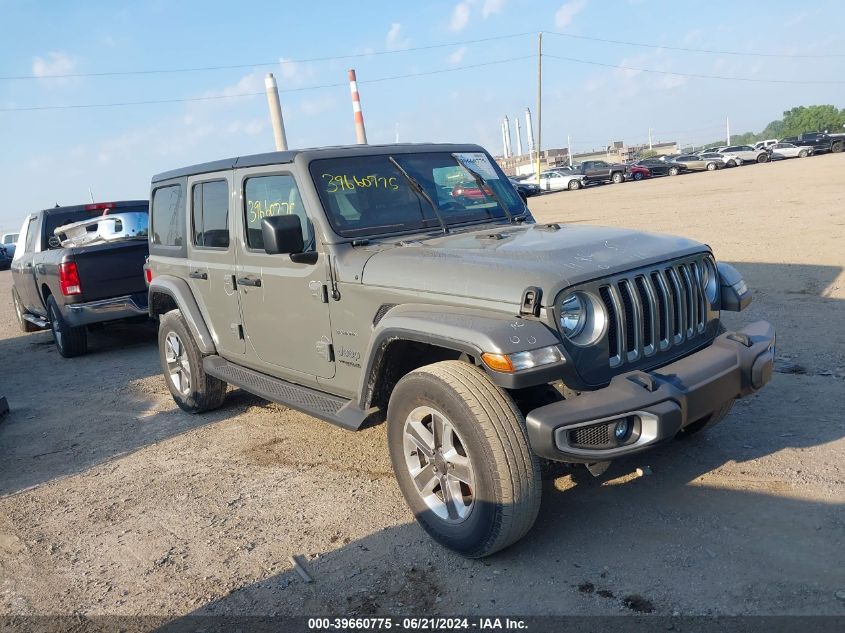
64, 292, 149, 327
525, 321, 776, 463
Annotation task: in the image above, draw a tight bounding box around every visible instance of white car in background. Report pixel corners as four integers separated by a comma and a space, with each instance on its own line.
769, 142, 814, 159
753, 139, 779, 151
1, 232, 18, 261
533, 168, 587, 191
718, 145, 770, 166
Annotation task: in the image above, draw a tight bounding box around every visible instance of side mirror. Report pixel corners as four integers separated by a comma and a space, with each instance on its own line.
261, 215, 304, 255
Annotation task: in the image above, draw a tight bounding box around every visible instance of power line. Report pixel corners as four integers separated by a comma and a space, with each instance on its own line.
544, 30, 845, 58
544, 54, 845, 84
0, 56, 534, 112
0, 32, 535, 80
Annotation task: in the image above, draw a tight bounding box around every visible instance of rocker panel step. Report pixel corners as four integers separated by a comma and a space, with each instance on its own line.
202, 355, 369, 430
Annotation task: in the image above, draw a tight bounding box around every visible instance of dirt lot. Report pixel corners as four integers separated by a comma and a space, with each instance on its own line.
1, 154, 843, 619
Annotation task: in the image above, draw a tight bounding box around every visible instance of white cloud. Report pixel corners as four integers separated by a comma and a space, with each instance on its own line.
300, 96, 337, 116
449, 1, 472, 31
448, 46, 468, 65
32, 52, 77, 78
482, 0, 505, 18
385, 23, 410, 50
554, 0, 588, 29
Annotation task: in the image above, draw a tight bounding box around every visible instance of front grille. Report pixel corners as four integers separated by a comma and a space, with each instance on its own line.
599, 259, 709, 369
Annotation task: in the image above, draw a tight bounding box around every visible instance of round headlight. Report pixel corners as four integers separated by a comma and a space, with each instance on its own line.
558, 292, 607, 346
559, 294, 586, 338
701, 257, 719, 303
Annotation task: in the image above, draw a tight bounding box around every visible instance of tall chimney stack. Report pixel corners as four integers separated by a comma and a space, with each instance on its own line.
348, 69, 368, 144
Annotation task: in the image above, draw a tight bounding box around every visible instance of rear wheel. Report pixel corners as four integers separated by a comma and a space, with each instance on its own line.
726, 159, 737, 167
832, 141, 843, 153
387, 361, 541, 558
12, 289, 39, 333
611, 172, 624, 184
632, 172, 644, 181
47, 296, 87, 357
757, 153, 768, 163
668, 166, 680, 176
158, 310, 227, 413
798, 149, 809, 158
568, 179, 581, 190
706, 162, 718, 171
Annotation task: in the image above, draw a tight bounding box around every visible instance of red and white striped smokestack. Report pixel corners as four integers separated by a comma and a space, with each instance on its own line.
348, 69, 368, 145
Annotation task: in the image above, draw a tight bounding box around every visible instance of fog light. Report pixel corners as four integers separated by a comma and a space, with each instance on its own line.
613, 418, 631, 442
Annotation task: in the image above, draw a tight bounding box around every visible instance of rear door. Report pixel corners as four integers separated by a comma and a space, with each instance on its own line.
233, 166, 335, 380
11, 215, 42, 312
186, 173, 246, 357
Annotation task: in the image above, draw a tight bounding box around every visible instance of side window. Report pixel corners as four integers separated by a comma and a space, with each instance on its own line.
244, 174, 311, 251
151, 184, 185, 247
192, 180, 229, 248
22, 218, 36, 253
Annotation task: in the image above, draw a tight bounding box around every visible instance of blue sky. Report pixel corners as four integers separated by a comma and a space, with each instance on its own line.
1, 0, 843, 232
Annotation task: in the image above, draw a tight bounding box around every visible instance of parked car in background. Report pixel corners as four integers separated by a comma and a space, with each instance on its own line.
674, 155, 725, 171
753, 140, 779, 151
570, 160, 629, 184
769, 142, 813, 159
718, 145, 769, 165
634, 157, 687, 176
508, 177, 541, 201
535, 169, 587, 191
0, 245, 11, 270
699, 151, 737, 166
780, 132, 843, 154
1, 232, 18, 262
10, 201, 150, 357
626, 164, 651, 181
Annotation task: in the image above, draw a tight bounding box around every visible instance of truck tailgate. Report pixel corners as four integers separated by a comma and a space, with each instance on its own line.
68, 240, 149, 302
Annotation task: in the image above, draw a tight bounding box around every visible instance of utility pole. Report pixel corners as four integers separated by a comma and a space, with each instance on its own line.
567, 135, 572, 166
348, 69, 368, 145
726, 116, 731, 146
515, 118, 523, 157
535, 32, 542, 183
264, 73, 288, 151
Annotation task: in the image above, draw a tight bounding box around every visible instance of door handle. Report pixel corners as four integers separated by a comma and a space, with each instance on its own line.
189, 270, 208, 280
237, 276, 262, 287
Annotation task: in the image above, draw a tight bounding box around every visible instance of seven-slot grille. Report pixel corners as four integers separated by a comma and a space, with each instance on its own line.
598, 258, 710, 368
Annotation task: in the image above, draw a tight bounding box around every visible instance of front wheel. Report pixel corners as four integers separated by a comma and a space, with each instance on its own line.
568, 179, 581, 190
12, 288, 39, 333
611, 172, 624, 184
387, 361, 541, 558
158, 310, 227, 413
633, 172, 644, 181
706, 162, 718, 171
798, 149, 809, 158
668, 166, 680, 176
47, 296, 87, 357
757, 153, 769, 163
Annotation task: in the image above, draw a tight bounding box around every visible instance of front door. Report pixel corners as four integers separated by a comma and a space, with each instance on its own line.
185, 173, 245, 357
233, 167, 335, 380
11, 215, 42, 313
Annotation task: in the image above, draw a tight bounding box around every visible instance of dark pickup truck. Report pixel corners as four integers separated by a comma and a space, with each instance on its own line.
780, 132, 844, 154
10, 200, 150, 357
572, 160, 629, 184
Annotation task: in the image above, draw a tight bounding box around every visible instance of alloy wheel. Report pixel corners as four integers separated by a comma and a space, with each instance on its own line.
164, 332, 192, 396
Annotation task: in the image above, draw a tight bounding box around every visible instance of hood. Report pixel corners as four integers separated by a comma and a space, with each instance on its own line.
361, 223, 707, 306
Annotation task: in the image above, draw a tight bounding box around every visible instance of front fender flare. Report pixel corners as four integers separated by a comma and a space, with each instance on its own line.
357, 304, 564, 408
148, 275, 216, 354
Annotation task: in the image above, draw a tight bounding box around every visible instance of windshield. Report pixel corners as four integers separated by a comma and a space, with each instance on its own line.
309, 151, 525, 238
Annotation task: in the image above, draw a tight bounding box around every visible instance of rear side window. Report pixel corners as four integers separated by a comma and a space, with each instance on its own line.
23, 218, 38, 253
192, 180, 229, 248
243, 174, 311, 250
151, 184, 185, 247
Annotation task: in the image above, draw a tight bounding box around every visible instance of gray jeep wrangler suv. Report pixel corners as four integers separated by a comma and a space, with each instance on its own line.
146, 143, 775, 557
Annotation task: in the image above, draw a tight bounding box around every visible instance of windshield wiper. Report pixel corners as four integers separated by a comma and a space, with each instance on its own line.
388, 156, 449, 234
451, 154, 518, 224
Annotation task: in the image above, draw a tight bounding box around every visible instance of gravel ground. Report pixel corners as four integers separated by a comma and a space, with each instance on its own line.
0, 153, 843, 620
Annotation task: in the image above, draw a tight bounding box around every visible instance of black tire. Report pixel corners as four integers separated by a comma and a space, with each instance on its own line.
633, 172, 644, 181
387, 360, 541, 558
757, 153, 768, 163
158, 310, 227, 413
611, 171, 624, 184
12, 288, 39, 333
568, 179, 581, 191
47, 295, 87, 357
798, 149, 809, 158
726, 159, 737, 168
706, 162, 718, 171
831, 141, 843, 153
668, 166, 680, 176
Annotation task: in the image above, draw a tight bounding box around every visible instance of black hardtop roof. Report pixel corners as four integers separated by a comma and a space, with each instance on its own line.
37, 200, 148, 216
151, 142, 486, 183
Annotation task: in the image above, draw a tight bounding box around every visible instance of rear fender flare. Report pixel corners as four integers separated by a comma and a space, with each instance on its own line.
148, 275, 216, 354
